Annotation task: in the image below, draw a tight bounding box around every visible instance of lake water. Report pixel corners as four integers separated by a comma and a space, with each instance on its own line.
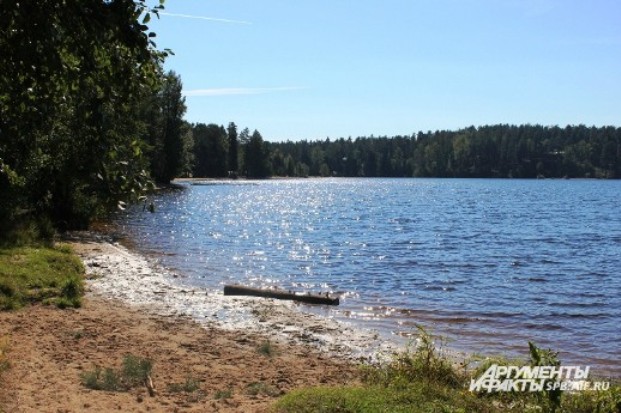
114, 178, 621, 376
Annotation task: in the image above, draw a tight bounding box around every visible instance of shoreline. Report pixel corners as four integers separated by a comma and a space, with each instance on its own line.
72, 228, 621, 379
66, 231, 399, 362
1, 232, 371, 412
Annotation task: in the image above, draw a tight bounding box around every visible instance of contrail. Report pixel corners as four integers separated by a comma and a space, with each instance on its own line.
159, 11, 251, 25
184, 87, 307, 97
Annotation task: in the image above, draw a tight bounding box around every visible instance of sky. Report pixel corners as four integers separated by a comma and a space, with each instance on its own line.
148, 0, 621, 141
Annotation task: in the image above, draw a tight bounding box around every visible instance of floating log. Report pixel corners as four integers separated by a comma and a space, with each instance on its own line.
223, 284, 339, 306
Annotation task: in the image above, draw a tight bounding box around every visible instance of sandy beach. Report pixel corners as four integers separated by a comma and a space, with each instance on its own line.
0, 232, 396, 412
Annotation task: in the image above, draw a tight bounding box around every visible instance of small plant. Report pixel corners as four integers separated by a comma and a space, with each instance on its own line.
0, 336, 10, 375
258, 340, 277, 357
246, 381, 280, 397
71, 330, 84, 340
61, 276, 83, 300
167, 376, 201, 393
81, 366, 122, 391
215, 388, 233, 400
80, 354, 153, 393
122, 354, 153, 386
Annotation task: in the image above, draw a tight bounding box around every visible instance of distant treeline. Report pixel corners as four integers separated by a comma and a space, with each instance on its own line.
189, 124, 621, 180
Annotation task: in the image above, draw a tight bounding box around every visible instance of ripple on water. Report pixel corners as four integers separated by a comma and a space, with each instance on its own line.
115, 178, 621, 376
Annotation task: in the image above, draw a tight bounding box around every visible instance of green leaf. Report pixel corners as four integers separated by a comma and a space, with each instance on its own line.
143, 13, 151, 24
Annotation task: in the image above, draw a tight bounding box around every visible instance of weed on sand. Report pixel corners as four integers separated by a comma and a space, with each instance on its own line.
81, 354, 153, 392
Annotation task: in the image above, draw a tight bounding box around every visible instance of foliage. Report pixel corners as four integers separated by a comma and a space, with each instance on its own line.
81, 366, 122, 392
245, 130, 272, 178
81, 354, 153, 392
192, 123, 229, 177
0, 0, 171, 231
273, 333, 621, 413
188, 124, 620, 179
0, 244, 84, 310
228, 122, 239, 175
189, 125, 621, 178
363, 325, 459, 389
273, 384, 489, 413
122, 353, 154, 387
143, 70, 190, 183
269, 125, 621, 179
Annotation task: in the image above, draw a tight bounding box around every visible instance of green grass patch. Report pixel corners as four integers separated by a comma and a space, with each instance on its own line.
0, 244, 84, 310
274, 384, 491, 413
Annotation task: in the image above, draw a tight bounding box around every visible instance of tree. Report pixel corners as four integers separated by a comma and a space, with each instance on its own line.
245, 130, 270, 178
227, 122, 239, 174
0, 0, 168, 231
192, 123, 228, 177
147, 71, 188, 183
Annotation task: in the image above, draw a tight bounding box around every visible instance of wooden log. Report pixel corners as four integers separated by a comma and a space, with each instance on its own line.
223, 284, 339, 306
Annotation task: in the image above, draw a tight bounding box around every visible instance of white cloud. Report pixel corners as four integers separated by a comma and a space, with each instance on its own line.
159, 12, 251, 25
184, 87, 307, 97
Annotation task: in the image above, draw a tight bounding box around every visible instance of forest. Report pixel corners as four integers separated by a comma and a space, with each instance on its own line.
1, 1, 620, 236
192, 123, 621, 181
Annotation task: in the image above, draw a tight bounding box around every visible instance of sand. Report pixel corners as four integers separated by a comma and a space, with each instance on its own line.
0, 233, 396, 412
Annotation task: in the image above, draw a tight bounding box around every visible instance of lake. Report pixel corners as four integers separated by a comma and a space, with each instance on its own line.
114, 178, 621, 376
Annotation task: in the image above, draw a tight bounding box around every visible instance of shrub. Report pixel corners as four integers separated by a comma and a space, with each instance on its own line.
81, 366, 122, 392
121, 354, 153, 387
362, 325, 459, 388
58, 276, 83, 308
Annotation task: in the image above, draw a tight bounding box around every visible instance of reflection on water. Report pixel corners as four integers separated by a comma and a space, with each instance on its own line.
114, 178, 621, 376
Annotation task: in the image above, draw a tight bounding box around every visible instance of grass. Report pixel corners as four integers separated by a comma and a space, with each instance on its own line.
0, 336, 9, 376
0, 243, 85, 310
81, 354, 153, 392
258, 340, 278, 358
215, 388, 233, 400
167, 376, 202, 394
272, 327, 621, 413
167, 375, 207, 403
246, 381, 281, 397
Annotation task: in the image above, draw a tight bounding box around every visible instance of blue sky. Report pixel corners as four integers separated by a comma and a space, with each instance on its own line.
149, 0, 621, 141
